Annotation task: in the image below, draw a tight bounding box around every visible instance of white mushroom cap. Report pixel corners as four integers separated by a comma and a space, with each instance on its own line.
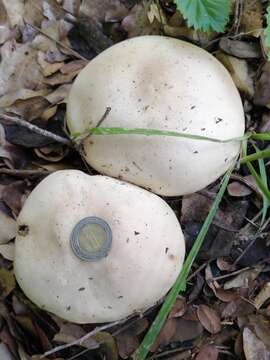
66, 35, 245, 196
14, 170, 185, 323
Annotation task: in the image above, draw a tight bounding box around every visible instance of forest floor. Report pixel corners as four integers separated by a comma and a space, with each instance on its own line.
0, 1, 270, 359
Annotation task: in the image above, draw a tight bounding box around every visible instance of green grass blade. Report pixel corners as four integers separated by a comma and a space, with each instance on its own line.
132, 166, 234, 360
253, 146, 269, 225
81, 127, 249, 144
251, 132, 270, 141
240, 149, 270, 163
242, 142, 270, 202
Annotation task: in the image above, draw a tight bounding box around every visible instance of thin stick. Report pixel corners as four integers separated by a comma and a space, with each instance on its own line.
0, 112, 72, 146
28, 23, 88, 61
40, 318, 126, 358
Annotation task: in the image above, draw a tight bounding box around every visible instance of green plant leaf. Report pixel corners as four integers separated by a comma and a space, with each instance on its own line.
240, 149, 270, 163
132, 166, 234, 360
175, 0, 230, 33
265, 5, 270, 60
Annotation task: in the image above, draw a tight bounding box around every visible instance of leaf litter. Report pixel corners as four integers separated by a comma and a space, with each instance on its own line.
0, 0, 269, 359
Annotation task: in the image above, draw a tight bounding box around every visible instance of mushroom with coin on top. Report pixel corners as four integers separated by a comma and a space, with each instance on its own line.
14, 170, 185, 323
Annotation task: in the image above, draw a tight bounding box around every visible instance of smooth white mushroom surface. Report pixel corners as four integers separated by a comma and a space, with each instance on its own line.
14, 170, 185, 324
67, 35, 245, 196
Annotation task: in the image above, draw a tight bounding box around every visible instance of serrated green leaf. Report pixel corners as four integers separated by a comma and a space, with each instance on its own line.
175, 0, 230, 33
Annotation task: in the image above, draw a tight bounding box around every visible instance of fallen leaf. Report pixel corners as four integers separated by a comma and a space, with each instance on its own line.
34, 144, 69, 162
169, 296, 187, 319
117, 333, 139, 359
0, 41, 45, 97
150, 318, 176, 352
37, 52, 64, 77
94, 332, 118, 360
243, 327, 270, 360
43, 70, 80, 86
121, 1, 163, 38
254, 63, 270, 107
195, 344, 218, 360
6, 97, 50, 121
0, 89, 49, 108
239, 0, 262, 37
197, 305, 221, 334
0, 244, 15, 261
227, 181, 253, 197
45, 84, 71, 105
0, 326, 18, 359
80, 0, 127, 23
254, 282, 270, 310
53, 322, 99, 350
216, 52, 255, 97
2, 0, 24, 27
171, 318, 203, 342
116, 318, 148, 359
0, 268, 15, 299
219, 38, 261, 59
2, 181, 28, 217
0, 201, 16, 244
0, 343, 13, 360
215, 288, 239, 303
224, 266, 263, 290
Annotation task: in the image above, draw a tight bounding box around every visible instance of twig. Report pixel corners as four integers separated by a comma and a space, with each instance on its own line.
28, 23, 88, 61
0, 168, 52, 178
40, 318, 127, 358
208, 266, 251, 282
0, 112, 72, 147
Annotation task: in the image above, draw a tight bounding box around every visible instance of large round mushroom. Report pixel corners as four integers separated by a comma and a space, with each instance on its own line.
67, 35, 245, 196
14, 170, 185, 324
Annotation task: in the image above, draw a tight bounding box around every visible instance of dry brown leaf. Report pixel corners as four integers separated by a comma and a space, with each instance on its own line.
45, 84, 71, 104
243, 327, 270, 360
254, 63, 270, 107
60, 59, 87, 74
254, 283, 270, 310
0, 244, 14, 261
195, 344, 218, 360
239, 0, 262, 37
0, 89, 49, 108
197, 304, 221, 334
94, 332, 118, 360
169, 296, 187, 319
0, 202, 16, 244
80, 0, 128, 23
0, 343, 13, 360
2, 0, 24, 27
63, 0, 80, 16
219, 38, 261, 59
224, 266, 263, 290
150, 318, 176, 352
53, 322, 99, 349
37, 51, 64, 77
2, 181, 27, 216
34, 145, 69, 162
0, 268, 16, 299
43, 70, 80, 85
171, 318, 203, 342
6, 97, 50, 121
216, 52, 255, 97
215, 288, 239, 303
216, 258, 234, 271
227, 181, 253, 197
121, 1, 163, 38
116, 318, 148, 359
0, 41, 45, 97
